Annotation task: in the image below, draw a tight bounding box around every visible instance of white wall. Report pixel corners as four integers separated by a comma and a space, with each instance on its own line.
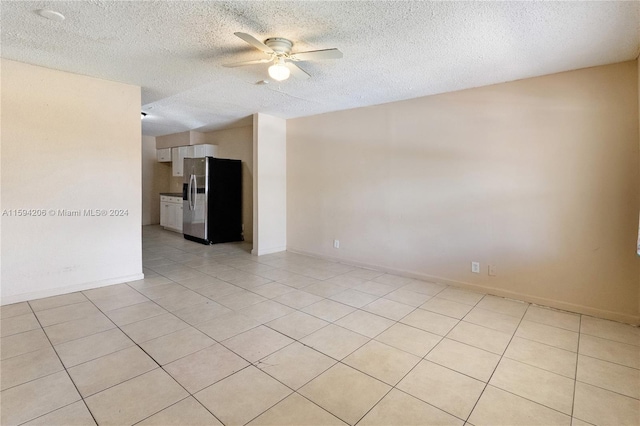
253, 113, 286, 255
141, 134, 170, 225
288, 61, 640, 324
1, 59, 143, 304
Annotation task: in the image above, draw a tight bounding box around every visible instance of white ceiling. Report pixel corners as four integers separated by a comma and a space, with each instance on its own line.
2, 1, 639, 137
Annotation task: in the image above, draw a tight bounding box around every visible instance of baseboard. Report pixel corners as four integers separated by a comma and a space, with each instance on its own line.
0, 273, 145, 306
252, 245, 287, 256
287, 246, 640, 326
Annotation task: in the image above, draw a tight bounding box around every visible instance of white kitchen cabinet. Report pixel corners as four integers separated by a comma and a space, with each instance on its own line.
171, 146, 188, 177
187, 144, 218, 158
157, 148, 172, 162
160, 195, 183, 233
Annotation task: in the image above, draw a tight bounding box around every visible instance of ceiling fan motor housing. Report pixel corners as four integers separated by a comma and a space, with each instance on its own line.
264, 38, 293, 54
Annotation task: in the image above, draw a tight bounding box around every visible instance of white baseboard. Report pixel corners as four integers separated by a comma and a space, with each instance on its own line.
252, 245, 287, 256
0, 273, 145, 306
287, 246, 640, 326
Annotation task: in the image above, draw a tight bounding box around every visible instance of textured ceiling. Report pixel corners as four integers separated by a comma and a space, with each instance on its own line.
2, 1, 639, 136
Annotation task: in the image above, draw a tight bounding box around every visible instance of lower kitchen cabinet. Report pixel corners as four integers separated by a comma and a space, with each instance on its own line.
160, 195, 183, 233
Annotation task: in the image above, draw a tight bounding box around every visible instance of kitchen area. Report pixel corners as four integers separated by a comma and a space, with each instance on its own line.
141, 124, 254, 243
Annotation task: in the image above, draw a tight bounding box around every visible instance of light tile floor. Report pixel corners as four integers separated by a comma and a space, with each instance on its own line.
1, 225, 639, 425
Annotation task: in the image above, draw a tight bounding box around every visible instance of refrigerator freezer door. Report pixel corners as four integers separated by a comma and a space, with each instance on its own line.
182, 157, 208, 242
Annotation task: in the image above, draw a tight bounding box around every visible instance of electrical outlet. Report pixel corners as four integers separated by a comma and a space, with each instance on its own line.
333, 239, 340, 249
488, 265, 496, 276
471, 262, 480, 273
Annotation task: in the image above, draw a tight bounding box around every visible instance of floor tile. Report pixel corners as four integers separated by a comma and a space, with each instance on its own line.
273, 289, 324, 309
578, 334, 639, 369
215, 290, 268, 310
400, 309, 459, 336
300, 324, 370, 360
490, 358, 574, 414
335, 310, 395, 338
43, 312, 115, 345
516, 320, 579, 352
463, 307, 521, 334
324, 274, 367, 288
0, 312, 41, 337
420, 297, 473, 319
248, 393, 346, 426
436, 287, 484, 306
120, 313, 190, 344
22, 401, 96, 426
0, 346, 63, 391
580, 315, 640, 346
237, 300, 295, 323
171, 300, 233, 325
342, 268, 384, 281
577, 354, 639, 399
196, 312, 261, 341
0, 371, 81, 426
426, 338, 500, 382
85, 368, 188, 426
304, 282, 349, 297
164, 344, 249, 393
375, 322, 442, 357
1, 329, 50, 360
153, 290, 211, 312
343, 340, 421, 385
137, 397, 222, 426
302, 299, 356, 322
299, 363, 391, 425
194, 281, 244, 299
524, 306, 581, 332
104, 301, 166, 327
400, 280, 447, 296
397, 360, 484, 420
362, 298, 415, 321
359, 389, 463, 426
251, 282, 296, 299
67, 346, 157, 397
329, 289, 378, 308
222, 325, 294, 362
0, 302, 32, 319
90, 291, 149, 312
28, 292, 88, 312
447, 321, 513, 355
373, 274, 414, 287
504, 336, 577, 378
571, 417, 594, 426
135, 283, 191, 300
141, 327, 216, 365
83, 283, 137, 300
383, 289, 432, 307
468, 385, 571, 426
476, 295, 529, 318
352, 281, 397, 296
55, 328, 134, 368
195, 366, 291, 426
34, 302, 101, 327
266, 311, 329, 339
573, 381, 640, 426
256, 342, 336, 389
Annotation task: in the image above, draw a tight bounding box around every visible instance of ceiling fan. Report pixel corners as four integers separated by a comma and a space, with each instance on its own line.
223, 32, 343, 81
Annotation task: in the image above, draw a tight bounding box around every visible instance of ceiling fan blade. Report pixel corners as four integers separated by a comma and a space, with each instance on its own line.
286, 62, 310, 80
223, 58, 273, 68
291, 48, 343, 61
234, 32, 273, 53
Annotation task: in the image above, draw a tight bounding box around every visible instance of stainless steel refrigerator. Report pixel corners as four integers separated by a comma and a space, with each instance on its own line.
183, 157, 243, 245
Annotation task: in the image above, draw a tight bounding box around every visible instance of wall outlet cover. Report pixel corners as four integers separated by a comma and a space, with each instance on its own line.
471, 262, 480, 273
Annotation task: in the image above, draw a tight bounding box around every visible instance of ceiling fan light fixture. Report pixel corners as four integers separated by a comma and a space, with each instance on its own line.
268, 59, 290, 81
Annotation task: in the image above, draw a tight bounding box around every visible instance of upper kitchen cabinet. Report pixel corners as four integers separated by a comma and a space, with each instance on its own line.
171, 146, 189, 177
188, 144, 218, 158
157, 148, 171, 162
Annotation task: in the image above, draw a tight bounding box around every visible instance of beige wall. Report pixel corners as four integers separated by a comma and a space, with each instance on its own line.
287, 61, 640, 323
1, 59, 143, 304
254, 114, 287, 255
142, 135, 170, 225
206, 125, 254, 243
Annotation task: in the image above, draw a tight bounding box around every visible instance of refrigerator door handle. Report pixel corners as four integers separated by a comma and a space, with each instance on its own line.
191, 174, 197, 211
187, 174, 193, 211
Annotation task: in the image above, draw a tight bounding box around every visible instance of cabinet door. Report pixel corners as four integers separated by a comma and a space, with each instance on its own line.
176, 204, 184, 232
157, 148, 171, 162
171, 147, 188, 177
160, 202, 169, 227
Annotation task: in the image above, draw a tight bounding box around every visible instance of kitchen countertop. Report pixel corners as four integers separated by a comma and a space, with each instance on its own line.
160, 193, 183, 197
